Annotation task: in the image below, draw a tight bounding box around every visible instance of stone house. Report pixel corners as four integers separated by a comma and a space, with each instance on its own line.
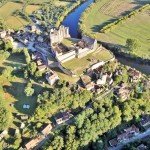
109, 138, 118, 147
55, 112, 73, 125
137, 144, 147, 150
140, 115, 150, 127
114, 83, 132, 101
128, 68, 142, 82
80, 75, 91, 88
0, 31, 6, 38
86, 82, 95, 91
46, 72, 59, 85
0, 130, 8, 141
117, 125, 139, 142
37, 65, 46, 71
41, 123, 52, 136
96, 73, 107, 85
109, 125, 139, 147
31, 25, 36, 32
25, 135, 45, 150
37, 36, 44, 42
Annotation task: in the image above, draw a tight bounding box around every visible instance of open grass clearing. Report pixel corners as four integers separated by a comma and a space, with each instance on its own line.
53, 68, 79, 83
62, 49, 113, 75
62, 38, 80, 47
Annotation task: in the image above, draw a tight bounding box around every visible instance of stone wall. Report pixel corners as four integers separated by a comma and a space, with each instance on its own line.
50, 25, 70, 44
57, 50, 76, 63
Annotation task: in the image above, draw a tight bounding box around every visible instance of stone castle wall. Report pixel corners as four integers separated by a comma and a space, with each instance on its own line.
50, 25, 70, 44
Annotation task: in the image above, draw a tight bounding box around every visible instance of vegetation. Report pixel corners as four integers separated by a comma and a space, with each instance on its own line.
126, 38, 141, 52
42, 86, 150, 149
79, 0, 150, 59
100, 4, 150, 33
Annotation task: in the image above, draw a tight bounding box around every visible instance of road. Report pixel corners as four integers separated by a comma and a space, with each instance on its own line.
109, 128, 150, 150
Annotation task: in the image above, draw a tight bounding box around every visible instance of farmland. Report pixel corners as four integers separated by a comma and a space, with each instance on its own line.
0, 2, 29, 29
80, 0, 150, 59
0, 0, 72, 29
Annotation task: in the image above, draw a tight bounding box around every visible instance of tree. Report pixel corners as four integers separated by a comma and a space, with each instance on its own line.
126, 38, 141, 51
52, 136, 64, 150
0, 86, 11, 130
27, 62, 37, 75
35, 71, 43, 78
4, 40, 13, 51
24, 86, 34, 96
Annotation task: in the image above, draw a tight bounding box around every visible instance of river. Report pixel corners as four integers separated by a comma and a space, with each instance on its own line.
62, 0, 150, 75
62, 0, 94, 38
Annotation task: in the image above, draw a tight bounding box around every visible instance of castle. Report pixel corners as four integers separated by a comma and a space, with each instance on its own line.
50, 25, 97, 63
50, 25, 70, 44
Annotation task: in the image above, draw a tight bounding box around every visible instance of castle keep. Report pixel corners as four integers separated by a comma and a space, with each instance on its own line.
50, 25, 70, 44
50, 25, 97, 63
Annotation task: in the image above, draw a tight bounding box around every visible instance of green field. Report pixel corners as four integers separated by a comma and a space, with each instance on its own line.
63, 49, 113, 75
0, 2, 29, 29
0, 53, 38, 115
81, 0, 150, 59
25, 4, 41, 14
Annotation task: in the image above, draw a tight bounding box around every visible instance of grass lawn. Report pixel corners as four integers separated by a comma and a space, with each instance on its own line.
62, 49, 113, 75
25, 5, 41, 14
0, 53, 37, 115
53, 68, 79, 83
62, 38, 80, 47
82, 0, 150, 59
0, 2, 29, 29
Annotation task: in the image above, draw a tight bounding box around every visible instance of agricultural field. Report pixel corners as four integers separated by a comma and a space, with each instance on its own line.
81, 0, 150, 59
0, 2, 29, 29
25, 5, 41, 14
63, 48, 113, 75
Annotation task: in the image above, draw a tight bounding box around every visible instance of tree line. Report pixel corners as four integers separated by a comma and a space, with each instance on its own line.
100, 4, 150, 33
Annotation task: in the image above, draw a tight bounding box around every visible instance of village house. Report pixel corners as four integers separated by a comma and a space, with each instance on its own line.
96, 73, 107, 85
25, 135, 45, 150
140, 115, 150, 127
137, 144, 147, 150
41, 123, 52, 136
31, 25, 36, 32
109, 125, 139, 147
36, 59, 44, 66
109, 138, 118, 147
46, 71, 59, 85
0, 130, 8, 141
80, 75, 91, 87
31, 51, 43, 61
38, 64, 46, 71
0, 31, 6, 38
128, 68, 142, 82
117, 125, 139, 142
37, 36, 44, 42
114, 83, 132, 101
20, 115, 29, 120
55, 112, 73, 125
